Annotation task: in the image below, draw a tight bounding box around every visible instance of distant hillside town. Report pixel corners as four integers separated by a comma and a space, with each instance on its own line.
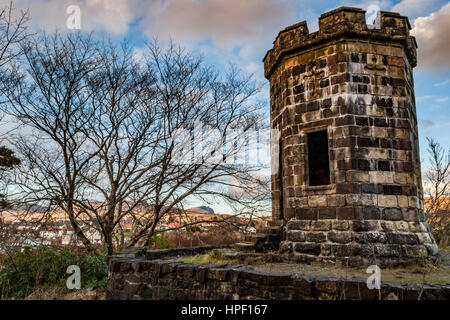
0, 205, 268, 252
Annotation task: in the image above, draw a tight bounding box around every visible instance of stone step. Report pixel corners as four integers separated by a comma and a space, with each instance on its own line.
255, 226, 269, 234
255, 226, 282, 235
266, 234, 282, 243
268, 226, 282, 235
244, 234, 268, 242
269, 219, 283, 227
234, 242, 256, 253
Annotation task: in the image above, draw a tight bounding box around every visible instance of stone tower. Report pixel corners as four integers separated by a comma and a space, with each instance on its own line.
263, 7, 439, 266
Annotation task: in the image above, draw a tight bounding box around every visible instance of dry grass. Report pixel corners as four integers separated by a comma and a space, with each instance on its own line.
171, 253, 239, 265
24, 287, 106, 300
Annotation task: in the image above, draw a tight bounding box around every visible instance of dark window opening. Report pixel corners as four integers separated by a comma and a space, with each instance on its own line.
307, 130, 330, 186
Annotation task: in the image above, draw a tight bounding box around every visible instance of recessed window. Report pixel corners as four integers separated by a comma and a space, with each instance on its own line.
307, 130, 331, 186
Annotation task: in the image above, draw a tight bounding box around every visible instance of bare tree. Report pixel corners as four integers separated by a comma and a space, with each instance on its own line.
0, 32, 270, 255
424, 137, 450, 247
0, 0, 28, 211
0, 32, 106, 252
0, 0, 29, 70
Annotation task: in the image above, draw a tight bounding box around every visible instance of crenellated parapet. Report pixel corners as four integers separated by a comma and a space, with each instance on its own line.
264, 7, 417, 79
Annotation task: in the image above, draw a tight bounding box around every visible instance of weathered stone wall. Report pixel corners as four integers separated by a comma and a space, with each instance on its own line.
106, 247, 450, 300
263, 7, 439, 266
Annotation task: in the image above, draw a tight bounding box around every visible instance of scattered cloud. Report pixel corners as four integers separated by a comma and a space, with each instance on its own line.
391, 0, 439, 20
411, 3, 450, 71
434, 78, 450, 87
344, 0, 393, 13
416, 95, 438, 102
430, 122, 450, 129
435, 97, 449, 103
419, 119, 436, 128
416, 95, 449, 108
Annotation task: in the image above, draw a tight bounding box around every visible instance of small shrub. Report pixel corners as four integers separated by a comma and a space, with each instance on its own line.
168, 227, 245, 248
148, 233, 176, 250
0, 246, 108, 299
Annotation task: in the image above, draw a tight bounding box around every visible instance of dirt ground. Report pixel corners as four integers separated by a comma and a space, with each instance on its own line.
255, 259, 449, 286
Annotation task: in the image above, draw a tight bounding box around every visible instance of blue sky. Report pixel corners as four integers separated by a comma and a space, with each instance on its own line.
2, 0, 450, 213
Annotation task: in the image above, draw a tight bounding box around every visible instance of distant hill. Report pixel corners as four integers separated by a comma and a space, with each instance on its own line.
187, 206, 215, 214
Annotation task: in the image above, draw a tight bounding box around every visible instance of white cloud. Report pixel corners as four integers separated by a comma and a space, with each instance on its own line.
411, 3, 450, 70
416, 95, 438, 102
1, 0, 297, 78
1, 0, 137, 35
138, 0, 295, 49
129, 0, 298, 81
416, 95, 449, 104
419, 119, 436, 128
435, 97, 449, 103
434, 78, 450, 87
391, 0, 439, 20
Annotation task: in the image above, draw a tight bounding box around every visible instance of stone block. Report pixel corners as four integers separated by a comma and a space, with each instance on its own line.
306, 232, 327, 243
336, 207, 355, 220
350, 244, 372, 257
332, 220, 350, 231
407, 222, 422, 233
296, 208, 318, 220
401, 245, 427, 258
308, 195, 327, 207
311, 220, 332, 231
318, 207, 337, 219
287, 219, 311, 231
386, 233, 418, 245
351, 220, 378, 232
397, 195, 409, 208
294, 243, 322, 255
292, 275, 314, 298
359, 207, 381, 219
382, 208, 402, 220
330, 244, 352, 257
207, 268, 229, 281
373, 243, 401, 257
287, 230, 307, 242
402, 208, 418, 221
366, 231, 387, 243
314, 276, 342, 298
395, 221, 409, 232
378, 195, 398, 207
416, 232, 433, 244
327, 231, 352, 243
379, 220, 395, 232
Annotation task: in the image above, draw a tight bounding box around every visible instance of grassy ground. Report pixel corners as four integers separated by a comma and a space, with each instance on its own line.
175, 254, 239, 265
173, 248, 450, 286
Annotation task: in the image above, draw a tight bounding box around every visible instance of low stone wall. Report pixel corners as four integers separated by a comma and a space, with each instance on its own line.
106, 247, 450, 300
